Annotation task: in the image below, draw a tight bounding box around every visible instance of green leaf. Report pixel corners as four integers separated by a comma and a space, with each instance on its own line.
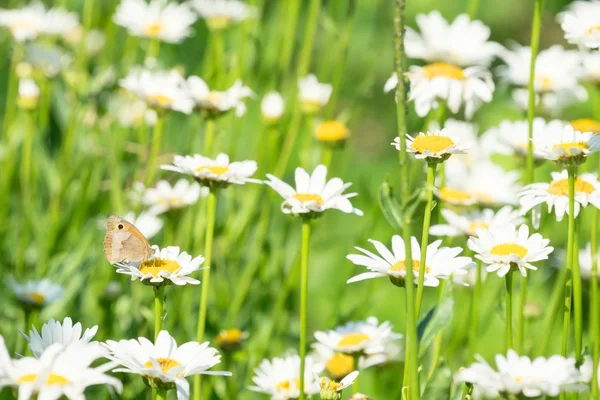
422, 360, 452, 399
418, 287, 454, 358
378, 180, 403, 230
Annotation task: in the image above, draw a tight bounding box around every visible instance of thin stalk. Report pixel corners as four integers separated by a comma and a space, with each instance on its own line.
193, 190, 218, 400
321, 146, 333, 169
21, 309, 37, 356
297, 0, 321, 77
3, 44, 24, 137
469, 260, 482, 359
393, 0, 419, 398
274, 110, 303, 176
570, 168, 583, 359
427, 280, 446, 379
20, 110, 35, 199
352, 354, 360, 393
204, 118, 216, 157
592, 168, 600, 396
561, 166, 577, 357
121, 35, 139, 73
156, 389, 168, 400
145, 114, 165, 186
467, 0, 481, 18
299, 220, 312, 400
154, 286, 164, 341
278, 0, 301, 80
210, 31, 224, 86
146, 39, 161, 61
415, 162, 437, 317
506, 271, 514, 350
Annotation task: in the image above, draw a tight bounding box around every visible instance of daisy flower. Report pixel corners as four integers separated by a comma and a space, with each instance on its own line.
42, 7, 79, 37
455, 356, 503, 399
0, 340, 122, 400
120, 68, 194, 114
346, 236, 473, 287
265, 164, 363, 216
298, 74, 333, 114
581, 51, 600, 84
140, 179, 207, 214
315, 121, 350, 144
105, 330, 230, 398
187, 76, 253, 117
317, 371, 359, 400
430, 207, 523, 238
519, 170, 600, 222
468, 224, 553, 277
8, 278, 63, 310
581, 355, 600, 386
161, 153, 259, 189
533, 124, 600, 166
215, 329, 248, 352
261, 91, 285, 123
122, 211, 163, 239
192, 0, 257, 31
385, 63, 494, 119
113, 0, 197, 43
0, 3, 78, 42
406, 11, 502, 67
116, 246, 204, 286
559, 1, 600, 49
249, 354, 322, 399
108, 93, 158, 128
393, 128, 470, 162
17, 79, 40, 110
21, 317, 99, 359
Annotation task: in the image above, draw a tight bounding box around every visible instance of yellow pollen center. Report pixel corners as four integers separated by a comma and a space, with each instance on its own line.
18, 373, 69, 386
587, 25, 600, 34
275, 378, 300, 392
338, 333, 370, 348
144, 357, 181, 373
139, 259, 181, 277
195, 165, 229, 176
552, 142, 589, 157
421, 62, 466, 80
490, 243, 528, 259
320, 378, 343, 391
27, 292, 45, 305
144, 22, 164, 37
216, 329, 244, 346
468, 221, 489, 234
293, 193, 324, 205
547, 178, 595, 196
325, 353, 354, 379
206, 91, 225, 105
315, 121, 349, 142
570, 119, 600, 134
411, 135, 454, 154
439, 187, 474, 204
537, 76, 554, 91
147, 94, 174, 108
390, 260, 430, 274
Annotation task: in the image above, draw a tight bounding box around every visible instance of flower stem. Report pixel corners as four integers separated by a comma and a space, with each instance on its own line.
154, 286, 164, 341
3, 44, 23, 137
321, 145, 334, 169
469, 260, 482, 359
297, 0, 321, 77
194, 190, 217, 400
204, 118, 216, 157
561, 166, 577, 357
393, 0, 419, 398
279, 0, 301, 78
591, 169, 600, 396
416, 162, 437, 317
155, 389, 168, 400
352, 354, 360, 393
146, 39, 161, 61
145, 114, 164, 186
467, 0, 480, 18
427, 280, 446, 379
299, 219, 312, 400
570, 168, 583, 359
505, 271, 514, 350
20, 110, 35, 199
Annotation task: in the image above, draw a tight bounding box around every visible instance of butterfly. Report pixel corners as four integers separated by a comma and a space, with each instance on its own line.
103, 216, 153, 264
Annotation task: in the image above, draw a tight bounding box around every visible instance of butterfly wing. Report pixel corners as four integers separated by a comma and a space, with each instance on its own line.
104, 216, 152, 264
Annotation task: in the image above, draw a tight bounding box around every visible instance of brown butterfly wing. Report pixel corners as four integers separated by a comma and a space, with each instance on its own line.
104, 216, 152, 264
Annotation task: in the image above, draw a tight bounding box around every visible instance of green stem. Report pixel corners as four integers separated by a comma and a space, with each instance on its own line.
193, 190, 218, 400
467, 0, 480, 18
592, 171, 600, 396
274, 110, 303, 176
21, 309, 37, 356
155, 389, 168, 400
279, 0, 301, 80
506, 271, 514, 350
20, 110, 35, 199
415, 163, 437, 317
297, 0, 321, 77
469, 260, 482, 359
154, 286, 164, 341
3, 44, 23, 137
571, 168, 583, 359
210, 31, 224, 86
204, 118, 216, 157
561, 166, 577, 357
321, 146, 333, 169
427, 280, 446, 379
299, 220, 312, 400
121, 35, 139, 74
145, 114, 164, 186
146, 39, 161, 61
352, 354, 360, 393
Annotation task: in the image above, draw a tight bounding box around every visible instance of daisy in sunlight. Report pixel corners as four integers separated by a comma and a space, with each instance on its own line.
298, 74, 333, 114
533, 124, 600, 166
393, 128, 470, 162
187, 76, 253, 117
430, 206, 523, 238
0, 3, 78, 42
21, 317, 99, 358
559, 0, 600, 49
346, 236, 473, 287
261, 91, 285, 123
192, 0, 257, 31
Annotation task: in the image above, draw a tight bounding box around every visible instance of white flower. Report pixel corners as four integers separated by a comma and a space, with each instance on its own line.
109, 94, 157, 127
161, 153, 259, 187
17, 79, 40, 109
120, 68, 194, 114
113, 0, 196, 43
249, 354, 322, 399
346, 236, 473, 287
533, 124, 600, 164
519, 170, 600, 222
298, 74, 333, 114
386, 64, 494, 119
116, 245, 204, 286
187, 76, 253, 117
42, 7, 79, 37
265, 165, 363, 216
122, 211, 163, 239
581, 51, 600, 83
21, 317, 99, 359
0, 3, 78, 42
468, 224, 553, 277
406, 11, 502, 67
455, 356, 503, 399
430, 207, 523, 238
560, 1, 600, 49
0, 340, 121, 400
581, 355, 600, 386
393, 128, 470, 161
192, 0, 257, 31
8, 278, 63, 309
314, 317, 401, 356
261, 91, 285, 122
141, 179, 207, 214
106, 330, 230, 400
316, 371, 359, 400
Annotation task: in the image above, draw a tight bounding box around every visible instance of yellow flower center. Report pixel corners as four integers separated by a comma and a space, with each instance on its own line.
421, 62, 466, 80
552, 142, 589, 157
9, 21, 37, 34
490, 243, 528, 259
468, 221, 489, 235
547, 178, 595, 196
338, 333, 370, 348
390, 260, 430, 274
139, 258, 181, 277
293, 193, 324, 205
276, 378, 300, 392
325, 353, 354, 379
587, 25, 600, 34
144, 22, 164, 37
18, 373, 69, 386
27, 292, 46, 305
144, 357, 181, 373
475, 192, 494, 204
315, 121, 349, 142
216, 329, 244, 346
570, 119, 600, 134
411, 135, 454, 154
206, 91, 225, 106
147, 94, 174, 108
206, 16, 232, 31
158, 197, 183, 208
194, 165, 229, 176
537, 76, 554, 91
439, 187, 474, 204
320, 378, 343, 391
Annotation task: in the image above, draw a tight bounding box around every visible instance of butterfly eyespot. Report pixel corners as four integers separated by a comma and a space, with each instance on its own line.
118, 224, 124, 229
